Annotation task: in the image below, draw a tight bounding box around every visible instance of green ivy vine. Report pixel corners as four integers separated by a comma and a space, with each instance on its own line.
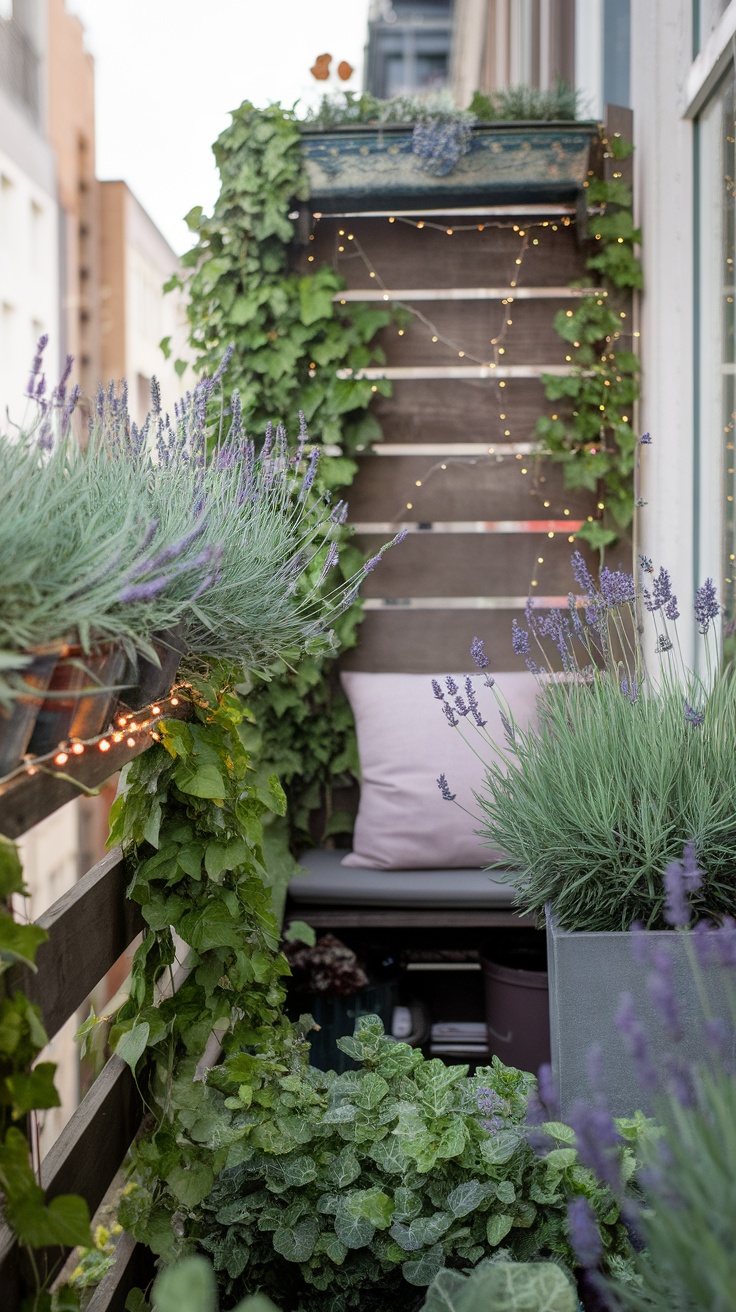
166, 100, 398, 850
535, 134, 642, 550
0, 835, 92, 1308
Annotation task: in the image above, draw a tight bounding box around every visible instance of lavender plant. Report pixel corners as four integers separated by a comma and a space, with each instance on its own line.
552, 851, 736, 1310
435, 543, 736, 931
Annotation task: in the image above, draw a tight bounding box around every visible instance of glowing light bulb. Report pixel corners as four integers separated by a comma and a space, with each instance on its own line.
170, 697, 179, 706
99, 740, 111, 753
112, 732, 124, 743
548, 531, 555, 539
417, 221, 424, 229
406, 502, 413, 510
118, 717, 127, 728
152, 706, 161, 716
71, 742, 85, 756
54, 752, 68, 766
537, 557, 544, 564
126, 736, 136, 748
543, 500, 551, 508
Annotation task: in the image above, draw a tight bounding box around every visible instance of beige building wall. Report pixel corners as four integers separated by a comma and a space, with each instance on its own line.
100, 180, 191, 423
47, 0, 100, 410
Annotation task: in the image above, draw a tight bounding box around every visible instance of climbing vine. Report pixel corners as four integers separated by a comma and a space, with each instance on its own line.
0, 835, 92, 1307
167, 101, 398, 849
535, 134, 642, 550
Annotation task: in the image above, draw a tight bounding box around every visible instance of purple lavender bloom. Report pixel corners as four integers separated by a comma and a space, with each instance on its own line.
511, 620, 530, 656
664, 595, 680, 621
464, 677, 487, 728
684, 703, 704, 727
621, 675, 638, 704
37, 420, 53, 451
210, 343, 235, 386
567, 1197, 603, 1269
647, 945, 681, 1039
694, 578, 720, 635
445, 675, 459, 696
639, 554, 654, 573
442, 702, 459, 728
437, 773, 455, 801
500, 711, 514, 745
119, 574, 172, 603
62, 383, 81, 431
297, 447, 320, 503
431, 678, 445, 701
318, 541, 339, 584
536, 1063, 560, 1119
599, 567, 636, 608
476, 1086, 505, 1132
656, 634, 673, 653
571, 550, 595, 595
567, 1099, 622, 1190
453, 695, 470, 717
470, 635, 489, 669
150, 376, 162, 416
616, 993, 659, 1093
26, 334, 48, 398
663, 840, 703, 927
644, 566, 674, 612
364, 552, 383, 574
640, 431, 652, 445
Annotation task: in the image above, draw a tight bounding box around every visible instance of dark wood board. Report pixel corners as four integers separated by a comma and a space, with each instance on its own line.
371, 296, 576, 369
368, 377, 570, 444
6, 847, 143, 1041
347, 453, 594, 522
306, 216, 587, 290
86, 1232, 156, 1312
340, 608, 537, 673
284, 906, 534, 929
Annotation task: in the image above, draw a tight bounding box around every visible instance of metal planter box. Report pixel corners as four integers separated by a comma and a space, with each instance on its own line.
299, 122, 599, 211
546, 910, 736, 1118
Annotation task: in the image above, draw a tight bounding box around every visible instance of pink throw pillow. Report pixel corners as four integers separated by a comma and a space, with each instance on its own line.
341, 671, 539, 870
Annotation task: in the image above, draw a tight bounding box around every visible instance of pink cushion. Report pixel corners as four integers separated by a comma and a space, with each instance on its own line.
341, 671, 539, 870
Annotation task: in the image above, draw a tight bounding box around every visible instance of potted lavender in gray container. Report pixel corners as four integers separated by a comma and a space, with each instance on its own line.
437, 531, 736, 1115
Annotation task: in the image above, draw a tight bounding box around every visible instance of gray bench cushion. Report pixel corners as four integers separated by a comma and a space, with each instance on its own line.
289, 848, 517, 908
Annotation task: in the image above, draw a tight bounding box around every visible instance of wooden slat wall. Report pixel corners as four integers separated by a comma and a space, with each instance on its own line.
304, 201, 607, 672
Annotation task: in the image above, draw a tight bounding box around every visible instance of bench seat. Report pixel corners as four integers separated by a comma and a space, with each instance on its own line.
289, 848, 517, 909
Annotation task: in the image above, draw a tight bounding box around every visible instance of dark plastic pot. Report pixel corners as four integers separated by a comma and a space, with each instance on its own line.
480, 931, 550, 1074
122, 626, 187, 712
28, 643, 131, 755
0, 650, 59, 777
304, 981, 397, 1074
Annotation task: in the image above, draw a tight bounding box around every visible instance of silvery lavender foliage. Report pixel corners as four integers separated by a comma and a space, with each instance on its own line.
411, 117, 473, 176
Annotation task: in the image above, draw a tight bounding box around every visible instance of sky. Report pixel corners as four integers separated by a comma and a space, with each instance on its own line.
66, 0, 372, 255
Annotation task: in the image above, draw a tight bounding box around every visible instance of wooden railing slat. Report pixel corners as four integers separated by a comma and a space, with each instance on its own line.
6, 847, 144, 1041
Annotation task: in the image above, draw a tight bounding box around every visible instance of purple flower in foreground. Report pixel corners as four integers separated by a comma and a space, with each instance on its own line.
639, 554, 654, 574
499, 711, 514, 745
643, 566, 673, 613
442, 702, 459, 728
599, 567, 636, 608
470, 635, 489, 669
567, 1099, 622, 1190
647, 945, 681, 1039
571, 549, 595, 595
567, 1197, 602, 1269
621, 675, 638, 704
445, 675, 458, 696
694, 577, 720, 635
684, 703, 704, 727
536, 1063, 560, 1119
663, 840, 703, 927
511, 620, 530, 656
453, 695, 470, 718
431, 678, 444, 701
664, 594, 680, 621
26, 334, 48, 399
616, 993, 659, 1093
640, 431, 652, 445
464, 677, 486, 727
437, 773, 455, 801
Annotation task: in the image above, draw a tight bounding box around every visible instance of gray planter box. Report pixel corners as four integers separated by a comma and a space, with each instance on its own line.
546, 910, 736, 1117
299, 122, 599, 211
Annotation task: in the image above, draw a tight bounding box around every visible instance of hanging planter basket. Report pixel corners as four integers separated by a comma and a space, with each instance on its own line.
28, 642, 132, 757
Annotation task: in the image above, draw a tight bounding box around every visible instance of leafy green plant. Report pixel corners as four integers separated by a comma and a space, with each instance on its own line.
304, 89, 476, 130
534, 135, 642, 550
469, 82, 580, 123
459, 554, 734, 931
421, 1256, 578, 1312
0, 833, 92, 1307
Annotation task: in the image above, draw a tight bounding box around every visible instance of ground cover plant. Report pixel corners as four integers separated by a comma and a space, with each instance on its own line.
436, 531, 732, 931
103, 671, 641, 1312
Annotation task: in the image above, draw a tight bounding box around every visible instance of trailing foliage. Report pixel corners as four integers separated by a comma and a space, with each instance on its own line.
108, 675, 637, 1310
420, 1255, 579, 1311
534, 135, 642, 550
303, 89, 476, 130
0, 834, 92, 1303
468, 82, 580, 123
172, 99, 401, 846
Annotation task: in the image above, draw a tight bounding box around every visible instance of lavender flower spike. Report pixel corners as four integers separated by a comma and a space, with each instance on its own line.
437, 773, 456, 801
431, 678, 445, 701
567, 1197, 603, 1269
470, 635, 489, 669
694, 577, 720, 635
663, 839, 703, 927
511, 619, 530, 656
639, 431, 652, 445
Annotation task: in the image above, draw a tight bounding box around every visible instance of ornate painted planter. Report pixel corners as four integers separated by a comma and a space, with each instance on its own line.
299, 121, 599, 210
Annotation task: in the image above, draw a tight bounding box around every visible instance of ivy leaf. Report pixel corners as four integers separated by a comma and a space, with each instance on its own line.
283, 920, 316, 947
205, 838, 248, 880
402, 1242, 445, 1287
179, 901, 242, 951
353, 1072, 389, 1110
273, 1215, 319, 1262
298, 277, 335, 326
174, 761, 227, 799
114, 1021, 150, 1070
0, 833, 24, 898
152, 1255, 216, 1312
486, 1212, 514, 1245
334, 1203, 375, 1249
0, 915, 48, 973
446, 1179, 493, 1218
326, 1147, 361, 1188
166, 1160, 214, 1209
6, 1062, 60, 1117
345, 1187, 394, 1230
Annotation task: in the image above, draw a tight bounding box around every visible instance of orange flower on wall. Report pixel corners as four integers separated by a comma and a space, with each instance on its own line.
310, 53, 331, 80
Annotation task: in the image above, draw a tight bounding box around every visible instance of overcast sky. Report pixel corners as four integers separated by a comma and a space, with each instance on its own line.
66, 0, 371, 255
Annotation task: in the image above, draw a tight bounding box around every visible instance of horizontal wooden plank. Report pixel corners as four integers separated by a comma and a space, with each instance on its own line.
86, 1231, 155, 1312
370, 376, 570, 444
0, 698, 190, 840
0, 1056, 143, 1297
361, 597, 570, 610
371, 442, 536, 456
6, 847, 142, 1041
354, 521, 582, 534
347, 452, 594, 522
367, 299, 577, 370
309, 217, 587, 290
341, 608, 528, 673
335, 285, 594, 302
344, 365, 576, 380
316, 204, 578, 217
